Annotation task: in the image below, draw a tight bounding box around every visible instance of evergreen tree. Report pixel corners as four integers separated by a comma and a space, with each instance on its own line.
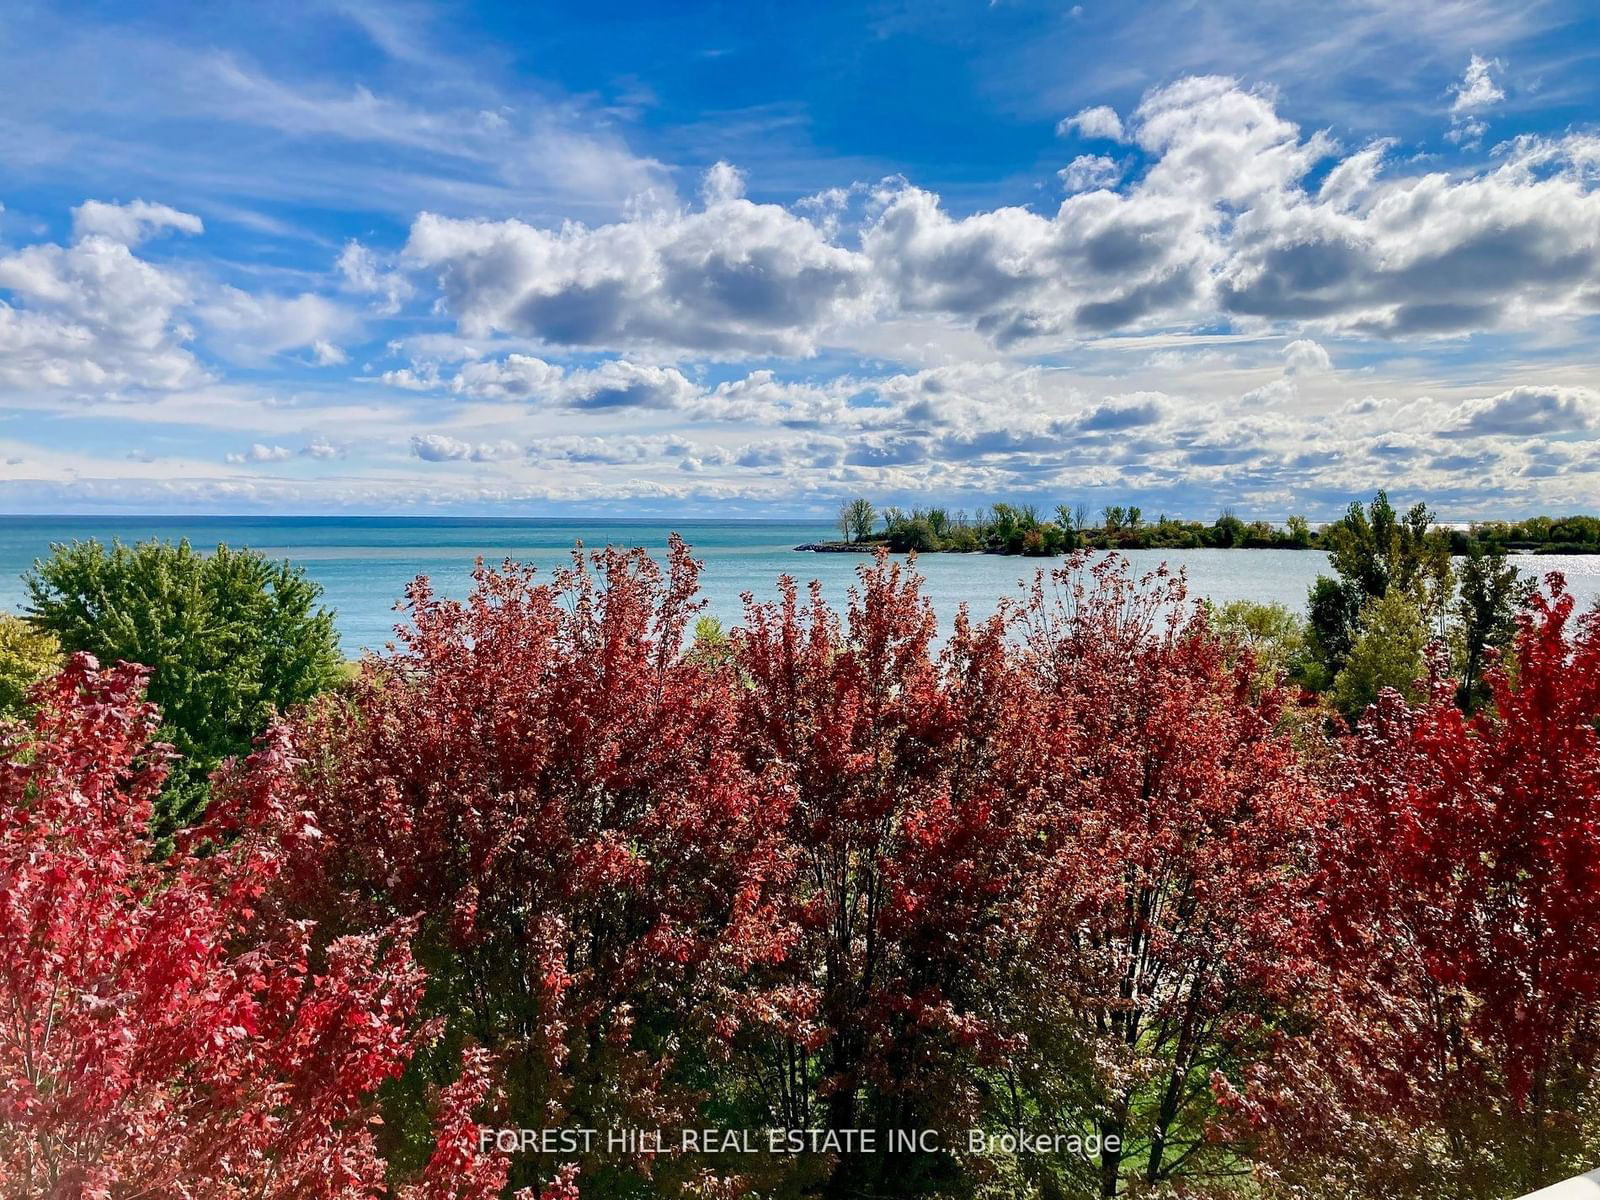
25, 538, 343, 836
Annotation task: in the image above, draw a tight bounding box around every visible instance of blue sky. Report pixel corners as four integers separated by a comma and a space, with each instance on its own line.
2, 0, 1599, 518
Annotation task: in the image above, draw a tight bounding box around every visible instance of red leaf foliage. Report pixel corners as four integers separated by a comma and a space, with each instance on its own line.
1227, 577, 1600, 1194
1002, 556, 1325, 1196
273, 540, 797, 1194
19, 543, 1596, 1200
0, 654, 495, 1200
728, 553, 1040, 1145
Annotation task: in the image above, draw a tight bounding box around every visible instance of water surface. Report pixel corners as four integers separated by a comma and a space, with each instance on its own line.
2, 516, 1596, 653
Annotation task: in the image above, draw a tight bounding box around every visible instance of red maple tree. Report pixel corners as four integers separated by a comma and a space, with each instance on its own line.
0, 654, 505, 1199
272, 539, 797, 1198
998, 554, 1324, 1199
726, 552, 1039, 1196
1229, 576, 1600, 1197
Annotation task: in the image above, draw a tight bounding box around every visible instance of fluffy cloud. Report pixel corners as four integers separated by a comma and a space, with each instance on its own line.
410, 434, 472, 461
1283, 338, 1331, 374
71, 199, 204, 245
527, 433, 692, 465
860, 179, 1205, 343
1058, 105, 1125, 141
1059, 155, 1124, 193
1080, 394, 1167, 430
562, 361, 698, 409
410, 433, 521, 462
1447, 385, 1600, 437
336, 240, 413, 315
311, 339, 348, 366
0, 197, 359, 396
1451, 54, 1505, 113
1213, 139, 1600, 335
404, 162, 870, 355
400, 76, 1600, 353
226, 442, 293, 463
197, 287, 357, 364
1447, 55, 1504, 148
0, 212, 204, 393
381, 353, 699, 412
444, 354, 565, 399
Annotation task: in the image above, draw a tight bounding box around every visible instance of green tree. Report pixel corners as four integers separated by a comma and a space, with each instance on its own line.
1324, 491, 1453, 614
688, 614, 732, 667
843, 497, 877, 543
888, 515, 940, 553
0, 613, 61, 719
1306, 491, 1453, 686
25, 538, 343, 835
1453, 543, 1533, 712
989, 502, 1027, 552
1211, 600, 1307, 695
1211, 510, 1247, 548
1330, 588, 1430, 719
1304, 576, 1362, 692
692, 614, 726, 647
1286, 514, 1313, 548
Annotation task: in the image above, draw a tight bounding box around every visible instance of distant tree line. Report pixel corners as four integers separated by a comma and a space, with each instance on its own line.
831, 497, 1600, 556
1451, 513, 1600, 554
826, 491, 1553, 725
835, 498, 1319, 553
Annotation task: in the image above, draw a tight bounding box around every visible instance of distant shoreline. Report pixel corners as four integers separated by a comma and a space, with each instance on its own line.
795, 539, 1600, 556
792, 540, 1323, 554
815, 502, 1600, 559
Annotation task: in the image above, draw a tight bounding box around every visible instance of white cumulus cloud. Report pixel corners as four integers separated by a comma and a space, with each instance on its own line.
403, 162, 872, 356
1451, 54, 1505, 113
400, 76, 1600, 355
410, 433, 522, 462
0, 215, 204, 393
1447, 385, 1599, 437
226, 442, 293, 463
1057, 105, 1125, 141
1059, 155, 1124, 193
1283, 338, 1332, 374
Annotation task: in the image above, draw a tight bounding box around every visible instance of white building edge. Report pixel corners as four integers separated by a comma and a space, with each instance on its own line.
1521, 1169, 1600, 1198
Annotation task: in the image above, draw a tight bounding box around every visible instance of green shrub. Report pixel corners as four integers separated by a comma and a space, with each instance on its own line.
26, 538, 343, 835
1332, 588, 1431, 719
1211, 599, 1307, 693
0, 613, 61, 718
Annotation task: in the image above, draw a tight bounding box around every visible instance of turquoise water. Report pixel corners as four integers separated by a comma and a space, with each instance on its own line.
2, 516, 1597, 654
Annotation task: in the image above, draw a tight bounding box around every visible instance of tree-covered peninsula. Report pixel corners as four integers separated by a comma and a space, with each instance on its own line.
802, 497, 1600, 556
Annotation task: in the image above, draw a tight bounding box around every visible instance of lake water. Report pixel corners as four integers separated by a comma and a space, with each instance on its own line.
2, 515, 1597, 654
